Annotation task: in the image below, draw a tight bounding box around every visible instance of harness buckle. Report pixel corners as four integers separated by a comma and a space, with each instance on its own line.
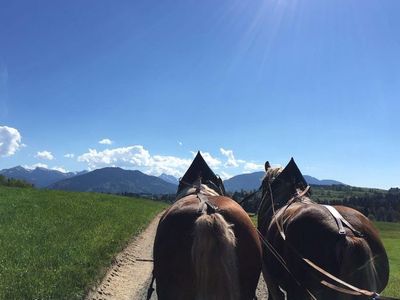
372, 292, 380, 300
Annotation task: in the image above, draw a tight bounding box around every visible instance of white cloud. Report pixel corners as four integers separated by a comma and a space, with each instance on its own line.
149, 155, 191, 177
52, 166, 68, 173
64, 153, 75, 158
23, 163, 68, 173
0, 126, 23, 156
99, 138, 113, 145
178, 141, 183, 146
35, 150, 54, 160
77, 145, 270, 179
77, 145, 192, 177
220, 148, 239, 167
78, 146, 151, 168
219, 171, 233, 180
24, 163, 48, 169
243, 162, 264, 172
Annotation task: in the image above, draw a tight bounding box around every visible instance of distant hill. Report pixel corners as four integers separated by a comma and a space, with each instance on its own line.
0, 166, 84, 188
224, 172, 265, 192
158, 173, 179, 185
49, 167, 177, 194
303, 175, 344, 186
1, 165, 344, 194
224, 172, 344, 192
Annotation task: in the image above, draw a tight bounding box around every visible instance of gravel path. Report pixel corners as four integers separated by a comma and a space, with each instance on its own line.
86, 213, 268, 300
86, 214, 161, 300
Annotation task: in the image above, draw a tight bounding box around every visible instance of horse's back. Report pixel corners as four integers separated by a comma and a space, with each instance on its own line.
215, 197, 263, 299
264, 203, 342, 298
153, 195, 262, 300
334, 205, 389, 292
153, 196, 199, 299
263, 203, 389, 299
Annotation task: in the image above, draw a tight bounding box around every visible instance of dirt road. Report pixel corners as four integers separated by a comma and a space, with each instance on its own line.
86, 214, 268, 300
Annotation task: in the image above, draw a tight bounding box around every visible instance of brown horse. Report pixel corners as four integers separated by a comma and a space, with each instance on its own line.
153, 152, 262, 300
258, 158, 390, 300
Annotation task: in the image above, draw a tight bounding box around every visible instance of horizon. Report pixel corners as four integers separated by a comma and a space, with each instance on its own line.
0, 161, 389, 190
1, 1, 399, 189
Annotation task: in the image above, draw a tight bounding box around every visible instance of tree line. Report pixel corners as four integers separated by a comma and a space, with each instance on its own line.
3, 175, 398, 222
0, 175, 33, 188
230, 186, 400, 223
319, 188, 400, 222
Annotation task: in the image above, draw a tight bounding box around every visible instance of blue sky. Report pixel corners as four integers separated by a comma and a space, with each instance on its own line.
0, 0, 399, 188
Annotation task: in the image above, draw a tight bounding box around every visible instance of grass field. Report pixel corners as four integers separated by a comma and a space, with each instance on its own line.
0, 186, 398, 299
0, 186, 167, 299
375, 222, 400, 297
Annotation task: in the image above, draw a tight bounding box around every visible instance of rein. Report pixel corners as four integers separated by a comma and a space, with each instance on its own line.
257, 179, 399, 300
272, 185, 310, 241
146, 273, 156, 300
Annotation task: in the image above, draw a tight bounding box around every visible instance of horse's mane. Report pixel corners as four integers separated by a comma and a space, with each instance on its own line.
176, 183, 220, 201
263, 165, 284, 184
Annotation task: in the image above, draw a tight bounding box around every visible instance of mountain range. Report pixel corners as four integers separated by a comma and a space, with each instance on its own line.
222, 172, 344, 192
0, 165, 344, 194
223, 171, 265, 192
48, 167, 177, 194
158, 173, 179, 185
0, 166, 86, 188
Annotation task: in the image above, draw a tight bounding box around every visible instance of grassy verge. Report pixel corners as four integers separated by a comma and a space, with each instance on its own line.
0, 186, 167, 299
375, 222, 400, 297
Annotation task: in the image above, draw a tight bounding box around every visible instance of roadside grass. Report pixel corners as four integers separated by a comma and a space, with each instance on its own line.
375, 222, 400, 297
0, 186, 167, 299
250, 215, 400, 297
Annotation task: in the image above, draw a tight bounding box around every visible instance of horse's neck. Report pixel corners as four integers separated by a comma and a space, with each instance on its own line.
258, 190, 275, 233
258, 188, 313, 232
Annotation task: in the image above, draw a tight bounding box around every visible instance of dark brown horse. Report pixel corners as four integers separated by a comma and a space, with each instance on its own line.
153, 152, 262, 300
258, 158, 389, 300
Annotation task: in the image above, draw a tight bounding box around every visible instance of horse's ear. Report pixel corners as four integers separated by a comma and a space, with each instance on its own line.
265, 161, 271, 172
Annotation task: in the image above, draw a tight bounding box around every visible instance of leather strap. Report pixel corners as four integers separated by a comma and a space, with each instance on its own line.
303, 257, 377, 298
323, 205, 347, 234
323, 205, 363, 237
146, 272, 156, 300
274, 185, 311, 240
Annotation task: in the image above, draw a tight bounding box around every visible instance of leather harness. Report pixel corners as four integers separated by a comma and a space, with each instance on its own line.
257, 180, 398, 300
323, 205, 364, 237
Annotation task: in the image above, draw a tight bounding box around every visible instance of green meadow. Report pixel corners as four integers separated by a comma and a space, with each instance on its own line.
0, 186, 398, 299
376, 222, 400, 297
0, 186, 167, 299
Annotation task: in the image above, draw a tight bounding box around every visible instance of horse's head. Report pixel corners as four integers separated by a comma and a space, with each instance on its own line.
262, 161, 283, 193
258, 158, 309, 232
